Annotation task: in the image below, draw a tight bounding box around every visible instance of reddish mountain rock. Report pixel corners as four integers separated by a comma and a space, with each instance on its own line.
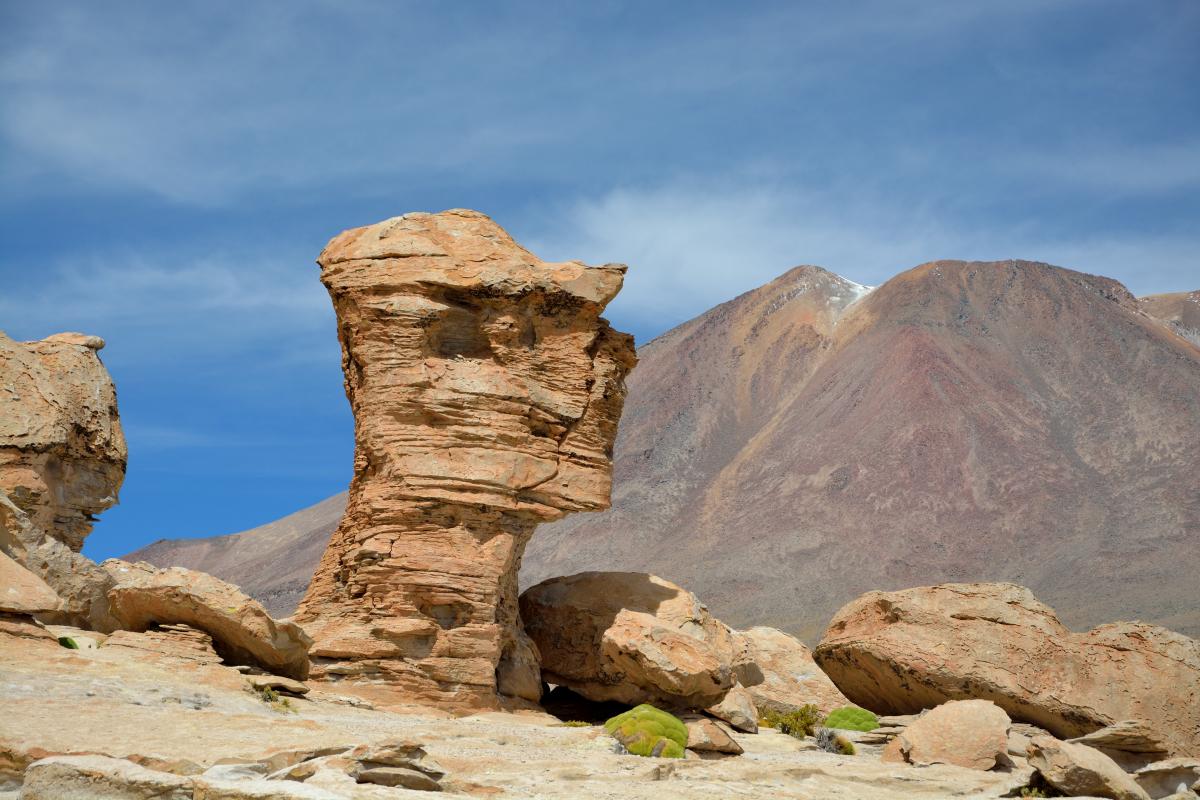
814, 582, 1200, 757
291, 210, 635, 709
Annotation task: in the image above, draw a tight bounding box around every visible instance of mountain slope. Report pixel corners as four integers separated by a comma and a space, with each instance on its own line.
127, 492, 346, 617
523, 260, 1200, 642
1140, 289, 1200, 347
128, 261, 1200, 642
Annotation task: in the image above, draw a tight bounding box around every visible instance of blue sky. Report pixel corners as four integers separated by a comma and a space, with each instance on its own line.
1, 1, 1197, 560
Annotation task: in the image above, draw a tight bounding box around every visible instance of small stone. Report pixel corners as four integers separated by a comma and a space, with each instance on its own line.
705, 683, 758, 733
245, 674, 310, 696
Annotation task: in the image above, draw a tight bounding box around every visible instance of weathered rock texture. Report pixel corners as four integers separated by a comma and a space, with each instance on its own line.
1027, 736, 1151, 800
520, 572, 739, 708
883, 700, 1011, 770
736, 626, 848, 715
814, 583, 1200, 757
292, 210, 635, 708
104, 559, 312, 679
0, 330, 126, 631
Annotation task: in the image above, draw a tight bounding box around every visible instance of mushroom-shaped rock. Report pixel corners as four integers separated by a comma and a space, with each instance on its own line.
0, 330, 126, 630
103, 560, 312, 679
292, 210, 636, 709
520, 572, 736, 707
814, 583, 1200, 756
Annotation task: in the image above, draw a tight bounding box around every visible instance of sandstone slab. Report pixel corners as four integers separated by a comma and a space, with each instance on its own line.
104, 560, 311, 679
1027, 735, 1151, 800
815, 583, 1200, 756
20, 754, 191, 800
292, 209, 635, 709
1134, 758, 1200, 799
0, 550, 59, 614
705, 682, 758, 733
684, 717, 743, 755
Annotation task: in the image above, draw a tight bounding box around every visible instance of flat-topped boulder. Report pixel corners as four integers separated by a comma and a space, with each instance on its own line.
814, 583, 1200, 757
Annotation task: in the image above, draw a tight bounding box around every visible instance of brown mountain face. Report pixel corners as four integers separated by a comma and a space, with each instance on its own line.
1140, 289, 1200, 348
523, 260, 1200, 642
129, 261, 1200, 643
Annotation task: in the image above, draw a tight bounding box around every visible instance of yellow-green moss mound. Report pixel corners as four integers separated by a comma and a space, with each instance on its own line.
823, 706, 878, 732
604, 704, 688, 758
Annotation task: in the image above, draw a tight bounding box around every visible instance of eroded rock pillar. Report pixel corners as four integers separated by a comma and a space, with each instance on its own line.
293, 209, 636, 709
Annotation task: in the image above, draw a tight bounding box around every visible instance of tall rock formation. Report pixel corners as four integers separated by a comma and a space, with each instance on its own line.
0, 331, 127, 630
292, 209, 636, 708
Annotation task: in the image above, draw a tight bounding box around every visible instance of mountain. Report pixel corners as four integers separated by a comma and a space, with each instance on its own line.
127, 492, 346, 618
1139, 289, 1200, 347
128, 261, 1200, 642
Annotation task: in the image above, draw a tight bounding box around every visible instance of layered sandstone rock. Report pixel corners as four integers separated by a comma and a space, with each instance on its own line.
1027, 736, 1151, 800
104, 560, 312, 679
0, 550, 60, 616
520, 572, 738, 708
814, 583, 1200, 757
293, 210, 635, 708
0, 330, 126, 630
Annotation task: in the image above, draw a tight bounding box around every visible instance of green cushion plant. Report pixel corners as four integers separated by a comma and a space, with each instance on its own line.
823, 705, 879, 732
604, 704, 688, 758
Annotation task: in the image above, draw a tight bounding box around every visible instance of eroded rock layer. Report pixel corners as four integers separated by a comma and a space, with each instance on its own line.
293, 209, 635, 708
0, 330, 126, 630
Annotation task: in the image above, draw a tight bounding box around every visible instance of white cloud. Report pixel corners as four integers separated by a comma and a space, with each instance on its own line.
522, 177, 1200, 338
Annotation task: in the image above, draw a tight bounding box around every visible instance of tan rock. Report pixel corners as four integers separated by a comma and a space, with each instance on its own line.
20, 754, 191, 799
104, 560, 311, 679
684, 716, 743, 755
0, 330, 126, 630
291, 210, 635, 709
1134, 758, 1200, 800
888, 700, 1011, 770
0, 550, 59, 614
814, 583, 1200, 756
354, 766, 441, 791
735, 626, 848, 715
103, 624, 223, 666
1027, 735, 1151, 800
705, 682, 758, 733
520, 572, 735, 707
245, 674, 309, 696
1070, 720, 1174, 771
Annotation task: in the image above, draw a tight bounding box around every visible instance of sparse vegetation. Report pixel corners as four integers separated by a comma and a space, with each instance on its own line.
552, 720, 591, 728
815, 727, 856, 755
251, 683, 295, 713
759, 704, 824, 739
823, 706, 878, 732
56, 636, 78, 650
603, 704, 688, 758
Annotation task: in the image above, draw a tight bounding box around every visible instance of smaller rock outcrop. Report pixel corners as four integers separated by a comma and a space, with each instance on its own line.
103, 560, 312, 679
0, 550, 60, 616
682, 716, 743, 755
1027, 735, 1151, 800
1133, 758, 1200, 799
882, 700, 1011, 771
815, 583, 1200, 756
1069, 721, 1174, 771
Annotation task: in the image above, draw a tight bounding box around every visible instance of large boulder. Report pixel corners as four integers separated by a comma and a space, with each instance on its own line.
104, 560, 312, 679
1027, 735, 1151, 800
814, 583, 1200, 756
881, 700, 1011, 770
520, 572, 737, 707
291, 210, 636, 709
734, 626, 848, 715
0, 330, 126, 631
